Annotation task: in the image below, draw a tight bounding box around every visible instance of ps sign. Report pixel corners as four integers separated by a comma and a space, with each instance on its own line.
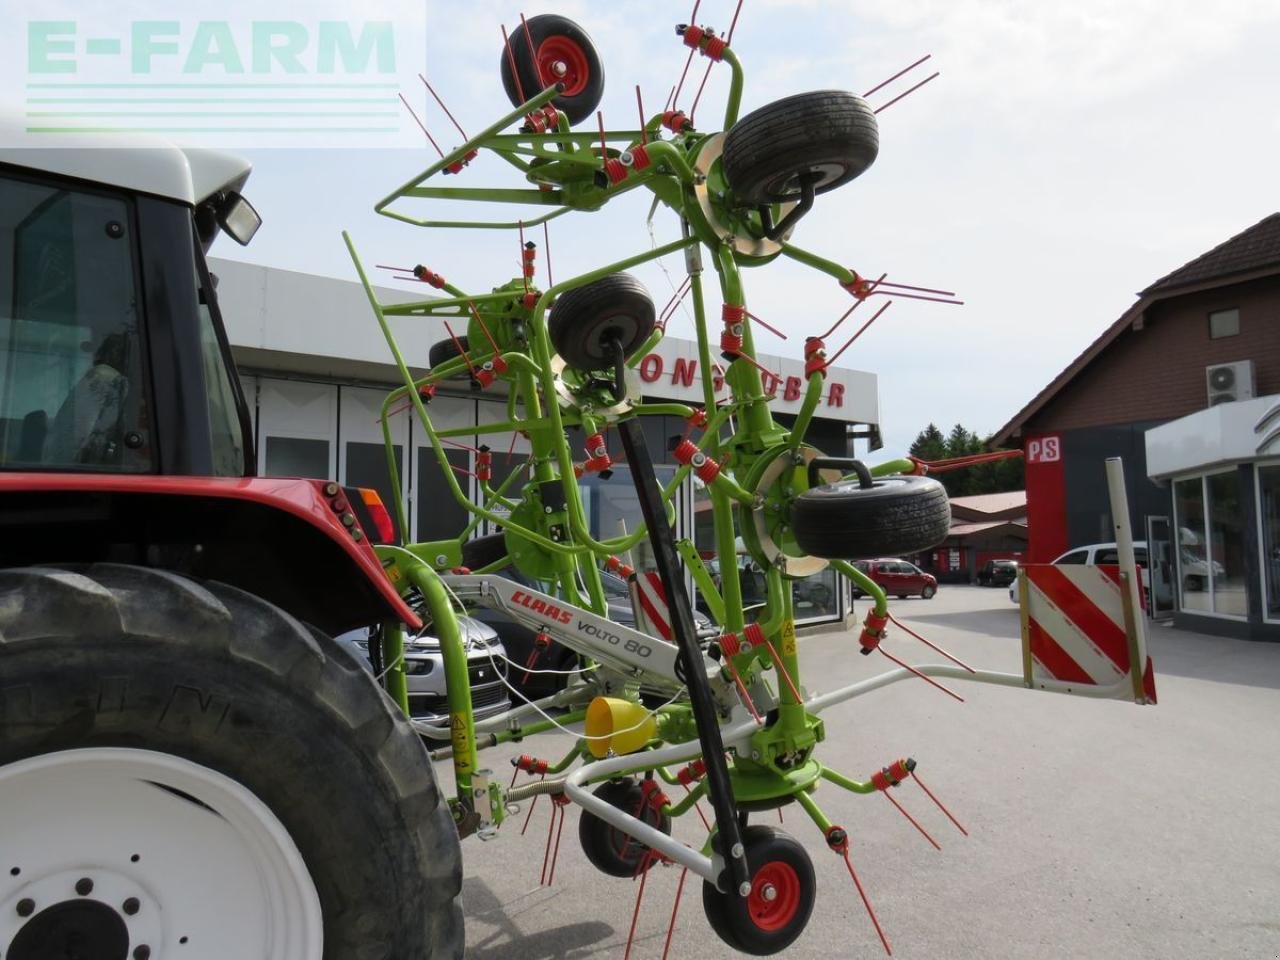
1027, 436, 1061, 464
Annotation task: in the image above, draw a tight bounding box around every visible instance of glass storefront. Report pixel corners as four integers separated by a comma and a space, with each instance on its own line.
1173, 470, 1245, 618
1258, 464, 1280, 621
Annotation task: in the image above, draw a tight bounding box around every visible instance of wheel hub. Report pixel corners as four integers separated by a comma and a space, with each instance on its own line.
8, 898, 130, 960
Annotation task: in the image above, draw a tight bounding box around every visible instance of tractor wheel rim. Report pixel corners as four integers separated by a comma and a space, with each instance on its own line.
0, 748, 322, 960
747, 861, 801, 932
537, 36, 590, 97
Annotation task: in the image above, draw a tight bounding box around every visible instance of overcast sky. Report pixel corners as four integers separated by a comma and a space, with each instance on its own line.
209, 0, 1280, 458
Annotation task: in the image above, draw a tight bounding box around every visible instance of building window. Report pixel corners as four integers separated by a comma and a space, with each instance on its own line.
1258, 464, 1280, 622
1174, 470, 1245, 618
1206, 471, 1246, 616
1174, 477, 1209, 613
1208, 308, 1239, 339
264, 436, 329, 479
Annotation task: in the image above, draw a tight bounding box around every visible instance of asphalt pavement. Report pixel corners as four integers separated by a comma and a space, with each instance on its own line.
446, 585, 1280, 960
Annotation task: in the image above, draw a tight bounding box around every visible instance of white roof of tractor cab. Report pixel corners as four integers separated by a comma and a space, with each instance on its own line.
0, 115, 252, 205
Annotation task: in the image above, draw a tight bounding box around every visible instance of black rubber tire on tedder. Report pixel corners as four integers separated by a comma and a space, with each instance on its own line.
578, 778, 672, 878
0, 564, 464, 959
701, 825, 817, 955
461, 533, 509, 571
549, 273, 655, 373
499, 14, 605, 126
791, 475, 951, 560
429, 334, 472, 380
722, 91, 879, 206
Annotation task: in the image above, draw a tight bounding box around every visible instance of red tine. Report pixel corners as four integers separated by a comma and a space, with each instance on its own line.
439, 437, 481, 453
500, 25, 526, 105
375, 263, 416, 273
762, 638, 803, 703
875, 279, 955, 296
419, 74, 468, 139
538, 798, 556, 883
873, 71, 940, 114
746, 310, 788, 340
597, 110, 608, 167
863, 54, 932, 99
398, 93, 444, 157
659, 867, 689, 960
825, 301, 894, 366
519, 13, 545, 87
724, 658, 764, 725
911, 771, 969, 836
818, 273, 887, 339
542, 221, 554, 287
887, 613, 976, 673
680, 782, 711, 832
443, 320, 477, 376
517, 221, 529, 293
841, 846, 892, 955
520, 774, 544, 836
725, 0, 746, 43
882, 789, 941, 851
546, 802, 567, 885
663, 83, 677, 113
878, 647, 964, 703
689, 60, 715, 123
468, 301, 503, 355
636, 85, 647, 143
623, 850, 654, 960
727, 348, 780, 383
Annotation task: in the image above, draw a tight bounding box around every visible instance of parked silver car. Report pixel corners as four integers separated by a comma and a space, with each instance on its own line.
337, 617, 510, 725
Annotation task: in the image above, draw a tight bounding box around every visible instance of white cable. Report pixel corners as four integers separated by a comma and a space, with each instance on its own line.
437, 575, 685, 743
647, 208, 694, 328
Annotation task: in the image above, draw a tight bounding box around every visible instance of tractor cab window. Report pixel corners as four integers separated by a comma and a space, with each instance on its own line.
194, 261, 248, 477
0, 173, 150, 471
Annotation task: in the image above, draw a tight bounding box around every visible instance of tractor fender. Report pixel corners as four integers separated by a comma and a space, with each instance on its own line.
0, 473, 420, 636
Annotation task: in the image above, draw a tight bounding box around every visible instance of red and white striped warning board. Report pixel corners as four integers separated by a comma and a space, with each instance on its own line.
1019, 564, 1157, 704
630, 571, 673, 641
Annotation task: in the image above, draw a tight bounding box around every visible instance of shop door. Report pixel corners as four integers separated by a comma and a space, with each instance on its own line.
1145, 515, 1175, 617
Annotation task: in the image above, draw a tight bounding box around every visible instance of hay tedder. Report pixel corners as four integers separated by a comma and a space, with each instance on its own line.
343, 7, 1159, 956
0, 5, 1154, 960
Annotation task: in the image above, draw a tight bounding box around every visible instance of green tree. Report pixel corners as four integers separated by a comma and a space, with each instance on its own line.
907, 423, 1024, 497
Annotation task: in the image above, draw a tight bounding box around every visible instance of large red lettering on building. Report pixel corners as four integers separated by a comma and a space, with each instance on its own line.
639, 354, 664, 383
671, 356, 697, 388
827, 383, 844, 407
783, 376, 801, 401
1024, 433, 1066, 563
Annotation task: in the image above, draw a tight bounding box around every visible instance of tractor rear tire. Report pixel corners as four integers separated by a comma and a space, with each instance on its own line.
549, 273, 655, 373
790, 475, 950, 560
499, 14, 605, 126
722, 91, 879, 206
0, 564, 463, 960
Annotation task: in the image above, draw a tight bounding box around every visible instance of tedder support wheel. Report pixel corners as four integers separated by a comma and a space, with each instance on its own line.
578, 779, 672, 878
790, 474, 951, 560
722, 91, 879, 206
0, 565, 463, 960
461, 532, 509, 570
499, 14, 604, 126
429, 334, 470, 376
701, 825, 816, 955
548, 272, 655, 373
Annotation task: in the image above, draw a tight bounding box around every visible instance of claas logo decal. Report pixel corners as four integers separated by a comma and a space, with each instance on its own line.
511, 589, 572, 624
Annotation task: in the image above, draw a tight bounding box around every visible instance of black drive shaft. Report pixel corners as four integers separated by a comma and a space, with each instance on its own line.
616, 418, 751, 896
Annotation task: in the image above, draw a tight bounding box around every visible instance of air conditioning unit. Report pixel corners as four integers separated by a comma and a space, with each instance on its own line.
1206, 360, 1255, 406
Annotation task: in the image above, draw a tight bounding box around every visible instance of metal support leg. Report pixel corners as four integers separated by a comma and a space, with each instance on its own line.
616, 418, 751, 897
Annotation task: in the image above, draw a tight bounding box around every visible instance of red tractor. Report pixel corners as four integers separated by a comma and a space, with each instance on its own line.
0, 132, 462, 958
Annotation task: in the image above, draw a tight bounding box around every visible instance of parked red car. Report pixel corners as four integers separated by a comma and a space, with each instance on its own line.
851, 559, 938, 599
